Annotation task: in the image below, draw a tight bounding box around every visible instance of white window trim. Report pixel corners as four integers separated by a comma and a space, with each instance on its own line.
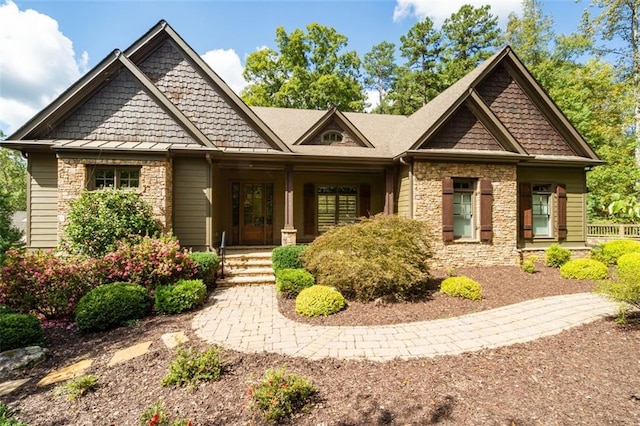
453, 178, 476, 241
532, 183, 554, 238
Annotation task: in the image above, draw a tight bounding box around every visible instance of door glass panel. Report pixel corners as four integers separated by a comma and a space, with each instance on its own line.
244, 185, 263, 226
266, 184, 273, 226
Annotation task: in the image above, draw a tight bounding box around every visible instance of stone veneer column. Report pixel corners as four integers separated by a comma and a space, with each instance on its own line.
57, 158, 172, 242
413, 162, 519, 268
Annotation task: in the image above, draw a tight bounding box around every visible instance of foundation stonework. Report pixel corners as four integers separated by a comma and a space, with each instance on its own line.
413, 161, 520, 268
281, 229, 298, 246
57, 158, 172, 241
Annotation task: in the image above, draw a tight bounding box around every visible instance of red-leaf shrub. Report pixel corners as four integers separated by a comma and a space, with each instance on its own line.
101, 235, 197, 290
0, 249, 101, 320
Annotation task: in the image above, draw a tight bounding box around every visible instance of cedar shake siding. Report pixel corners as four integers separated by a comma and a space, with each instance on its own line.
424, 105, 504, 151
304, 119, 362, 147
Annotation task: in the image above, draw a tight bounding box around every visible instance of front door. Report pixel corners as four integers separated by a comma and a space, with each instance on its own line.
238, 182, 273, 245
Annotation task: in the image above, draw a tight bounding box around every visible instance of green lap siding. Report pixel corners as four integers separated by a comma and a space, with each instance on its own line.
397, 165, 411, 218
173, 158, 210, 250
28, 154, 58, 248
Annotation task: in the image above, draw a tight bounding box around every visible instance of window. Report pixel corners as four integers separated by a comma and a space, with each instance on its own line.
532, 184, 552, 237
317, 185, 357, 233
321, 131, 343, 144
87, 166, 140, 190
453, 180, 475, 239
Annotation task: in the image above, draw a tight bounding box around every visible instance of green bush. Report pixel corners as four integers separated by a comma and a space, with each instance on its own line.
162, 346, 225, 389
440, 276, 483, 300
247, 368, 317, 424
137, 401, 192, 426
0, 304, 14, 315
302, 214, 432, 302
0, 402, 27, 426
560, 258, 609, 280
545, 244, 571, 267
0, 192, 23, 265
63, 189, 161, 257
271, 245, 307, 272
591, 239, 640, 265
154, 279, 207, 315
0, 313, 44, 352
617, 252, 640, 281
53, 375, 98, 401
190, 251, 219, 287
276, 268, 314, 298
75, 282, 151, 331
597, 272, 640, 315
522, 259, 536, 274
295, 285, 346, 317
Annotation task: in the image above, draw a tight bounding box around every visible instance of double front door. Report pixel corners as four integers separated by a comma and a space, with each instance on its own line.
232, 182, 273, 245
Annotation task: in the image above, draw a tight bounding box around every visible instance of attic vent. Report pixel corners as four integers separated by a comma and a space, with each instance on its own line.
322, 131, 343, 144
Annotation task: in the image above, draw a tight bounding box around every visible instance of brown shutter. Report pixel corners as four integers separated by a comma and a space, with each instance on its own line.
442, 177, 454, 242
303, 183, 316, 235
519, 183, 533, 239
557, 183, 567, 239
360, 184, 371, 217
480, 178, 493, 242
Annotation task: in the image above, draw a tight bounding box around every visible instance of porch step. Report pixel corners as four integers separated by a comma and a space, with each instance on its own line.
218, 247, 276, 287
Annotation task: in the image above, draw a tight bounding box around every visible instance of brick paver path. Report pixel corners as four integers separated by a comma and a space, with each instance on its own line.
192, 286, 618, 362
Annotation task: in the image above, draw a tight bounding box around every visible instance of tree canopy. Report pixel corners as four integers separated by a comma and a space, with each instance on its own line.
0, 131, 26, 212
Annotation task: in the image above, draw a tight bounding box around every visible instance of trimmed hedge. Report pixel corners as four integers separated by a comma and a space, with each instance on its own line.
271, 245, 307, 272
591, 239, 640, 265
154, 279, 207, 315
75, 282, 152, 331
560, 258, 609, 280
545, 244, 571, 267
191, 251, 219, 287
0, 313, 44, 352
440, 276, 483, 300
617, 252, 640, 281
295, 285, 346, 317
276, 268, 315, 299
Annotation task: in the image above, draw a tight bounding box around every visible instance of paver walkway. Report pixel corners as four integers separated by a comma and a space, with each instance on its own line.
193, 285, 619, 362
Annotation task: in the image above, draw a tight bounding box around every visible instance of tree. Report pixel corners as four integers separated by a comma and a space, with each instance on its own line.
363, 41, 397, 113
504, 0, 554, 67
0, 192, 23, 263
581, 0, 640, 166
241, 23, 365, 111
440, 4, 502, 85
0, 131, 26, 211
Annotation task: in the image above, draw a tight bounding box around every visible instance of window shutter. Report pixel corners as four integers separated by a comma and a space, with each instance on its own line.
480, 178, 493, 242
442, 177, 454, 242
303, 183, 316, 235
519, 183, 533, 239
360, 184, 371, 217
556, 183, 567, 239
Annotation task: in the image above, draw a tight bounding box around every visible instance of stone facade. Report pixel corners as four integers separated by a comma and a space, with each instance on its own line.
57, 158, 172, 240
413, 161, 519, 268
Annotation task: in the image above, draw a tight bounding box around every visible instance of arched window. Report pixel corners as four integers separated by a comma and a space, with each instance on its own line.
321, 131, 343, 144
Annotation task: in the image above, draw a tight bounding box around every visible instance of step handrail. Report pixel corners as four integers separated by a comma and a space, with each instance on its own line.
218, 231, 226, 279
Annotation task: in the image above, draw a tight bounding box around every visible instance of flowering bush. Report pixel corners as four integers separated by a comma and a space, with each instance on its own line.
101, 235, 197, 290
0, 249, 101, 320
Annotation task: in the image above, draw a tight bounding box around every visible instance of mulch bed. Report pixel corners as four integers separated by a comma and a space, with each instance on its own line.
3, 264, 640, 425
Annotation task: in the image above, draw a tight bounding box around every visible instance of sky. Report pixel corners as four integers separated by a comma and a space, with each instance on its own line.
0, 0, 596, 136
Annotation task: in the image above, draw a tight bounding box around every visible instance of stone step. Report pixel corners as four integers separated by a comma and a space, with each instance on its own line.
224, 258, 272, 267
217, 274, 276, 287
223, 266, 274, 277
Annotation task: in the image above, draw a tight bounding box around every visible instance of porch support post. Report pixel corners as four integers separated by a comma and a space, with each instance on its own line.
281, 165, 297, 245
384, 166, 395, 215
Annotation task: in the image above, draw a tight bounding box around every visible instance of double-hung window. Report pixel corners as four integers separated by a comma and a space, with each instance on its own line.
87, 166, 140, 190
532, 184, 552, 237
453, 179, 475, 239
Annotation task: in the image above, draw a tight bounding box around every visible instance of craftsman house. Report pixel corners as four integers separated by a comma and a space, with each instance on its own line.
1, 21, 601, 268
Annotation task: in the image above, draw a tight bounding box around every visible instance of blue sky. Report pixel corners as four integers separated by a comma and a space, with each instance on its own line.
0, 0, 594, 135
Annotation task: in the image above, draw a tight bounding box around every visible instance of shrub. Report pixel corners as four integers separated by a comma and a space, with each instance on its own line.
75, 282, 151, 331
545, 244, 571, 267
522, 259, 536, 274
0, 249, 101, 320
591, 239, 640, 265
560, 258, 609, 280
101, 235, 197, 290
190, 251, 219, 287
161, 346, 225, 389
295, 285, 346, 317
247, 368, 317, 424
271, 245, 307, 272
0, 313, 44, 352
302, 215, 432, 302
440, 276, 483, 300
154, 279, 207, 315
0, 192, 23, 265
0, 403, 27, 426
53, 375, 97, 401
137, 401, 192, 426
597, 273, 640, 321
276, 268, 314, 298
63, 189, 161, 257
0, 304, 13, 314
617, 252, 640, 280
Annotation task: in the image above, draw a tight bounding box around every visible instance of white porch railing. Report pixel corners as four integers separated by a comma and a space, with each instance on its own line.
587, 223, 640, 240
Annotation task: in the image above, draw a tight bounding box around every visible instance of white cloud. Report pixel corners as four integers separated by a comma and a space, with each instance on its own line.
393, 0, 521, 26
201, 48, 248, 94
0, 1, 88, 135
364, 89, 380, 113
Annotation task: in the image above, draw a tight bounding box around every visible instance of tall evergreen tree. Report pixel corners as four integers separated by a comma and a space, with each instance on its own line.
363, 41, 397, 113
